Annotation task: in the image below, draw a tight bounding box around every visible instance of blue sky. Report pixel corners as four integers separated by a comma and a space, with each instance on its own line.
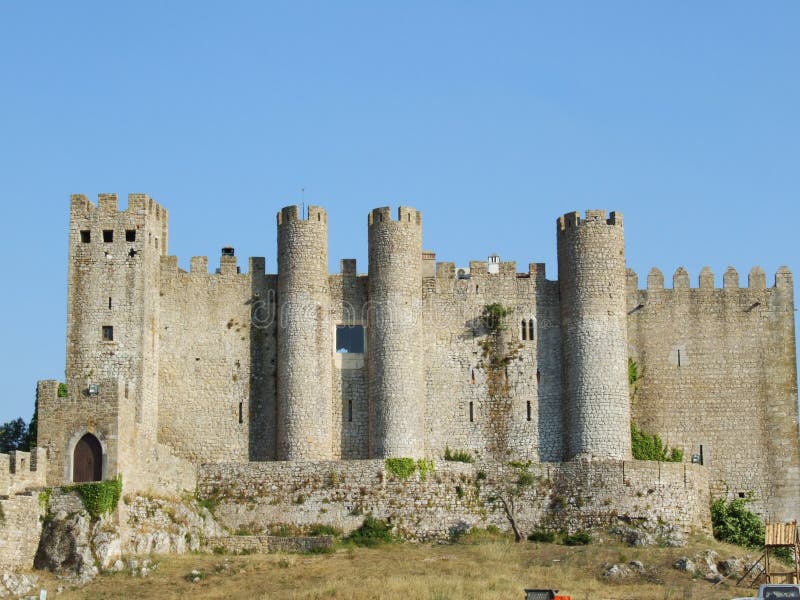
0, 2, 797, 423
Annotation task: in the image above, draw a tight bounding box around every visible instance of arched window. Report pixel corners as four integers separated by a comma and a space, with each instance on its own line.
528, 319, 535, 341
521, 320, 527, 341
73, 433, 102, 482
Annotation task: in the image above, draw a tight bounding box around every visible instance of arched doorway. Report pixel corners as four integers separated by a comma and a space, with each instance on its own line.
73, 433, 102, 482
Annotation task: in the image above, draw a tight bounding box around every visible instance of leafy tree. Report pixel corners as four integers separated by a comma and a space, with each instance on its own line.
0, 418, 29, 453
710, 494, 764, 548
487, 461, 537, 543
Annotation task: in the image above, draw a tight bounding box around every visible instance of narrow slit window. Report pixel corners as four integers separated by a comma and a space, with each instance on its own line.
80, 230, 91, 243
108, 297, 112, 310
125, 230, 136, 242
526, 401, 531, 421
470, 369, 475, 384
238, 402, 243, 424
528, 319, 534, 341
677, 349, 682, 367
103, 230, 113, 243
521, 320, 527, 341
102, 325, 114, 341
536, 369, 541, 385
469, 401, 474, 422
348, 400, 353, 422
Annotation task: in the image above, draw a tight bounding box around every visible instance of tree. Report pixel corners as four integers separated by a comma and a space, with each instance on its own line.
487, 461, 537, 543
0, 417, 29, 453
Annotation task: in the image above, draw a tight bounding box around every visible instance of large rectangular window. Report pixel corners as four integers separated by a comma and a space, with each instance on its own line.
336, 325, 364, 353
102, 325, 114, 341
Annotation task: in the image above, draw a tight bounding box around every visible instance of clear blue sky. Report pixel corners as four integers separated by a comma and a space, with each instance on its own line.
0, 2, 797, 423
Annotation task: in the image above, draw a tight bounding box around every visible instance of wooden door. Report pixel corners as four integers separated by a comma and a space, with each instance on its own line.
73, 434, 102, 482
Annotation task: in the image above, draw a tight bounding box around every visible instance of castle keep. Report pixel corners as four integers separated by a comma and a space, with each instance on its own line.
34, 194, 800, 529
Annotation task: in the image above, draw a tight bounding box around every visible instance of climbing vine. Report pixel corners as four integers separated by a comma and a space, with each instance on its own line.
72, 475, 123, 519
384, 458, 435, 481
477, 303, 520, 458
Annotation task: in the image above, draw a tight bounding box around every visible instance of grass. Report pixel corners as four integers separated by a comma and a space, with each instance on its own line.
46, 531, 759, 599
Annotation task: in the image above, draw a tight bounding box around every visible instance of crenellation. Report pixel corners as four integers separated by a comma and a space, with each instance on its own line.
98, 193, 118, 212
340, 258, 356, 276
723, 266, 739, 289
190, 256, 208, 273
673, 267, 690, 289
647, 267, 664, 290
776, 266, 793, 289
699, 266, 714, 289
749, 266, 767, 289
249, 257, 266, 275
436, 261, 455, 279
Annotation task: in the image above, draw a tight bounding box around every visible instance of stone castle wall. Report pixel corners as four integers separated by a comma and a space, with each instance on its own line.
197, 459, 710, 540
626, 266, 800, 521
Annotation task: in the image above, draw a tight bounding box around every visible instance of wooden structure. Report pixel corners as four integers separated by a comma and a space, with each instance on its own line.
738, 521, 800, 587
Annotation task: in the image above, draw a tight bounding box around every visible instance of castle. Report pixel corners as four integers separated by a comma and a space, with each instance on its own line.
33, 194, 799, 529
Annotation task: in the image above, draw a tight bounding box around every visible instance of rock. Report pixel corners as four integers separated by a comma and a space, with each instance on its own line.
112, 560, 125, 572
628, 560, 645, 573
91, 520, 122, 569
603, 563, 631, 579
0, 573, 39, 597
696, 550, 720, 579
717, 557, 746, 577
673, 557, 695, 572
34, 511, 97, 582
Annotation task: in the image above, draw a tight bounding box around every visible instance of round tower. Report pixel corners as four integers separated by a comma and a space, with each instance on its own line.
277, 205, 332, 460
557, 210, 631, 460
367, 206, 425, 458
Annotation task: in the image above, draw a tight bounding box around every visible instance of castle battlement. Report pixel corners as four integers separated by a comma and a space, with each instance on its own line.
277, 204, 327, 225
634, 266, 793, 292
368, 206, 422, 227
557, 209, 623, 232
0, 448, 46, 496
70, 193, 168, 221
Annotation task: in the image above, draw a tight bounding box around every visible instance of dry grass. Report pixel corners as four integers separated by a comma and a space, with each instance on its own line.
49, 531, 760, 600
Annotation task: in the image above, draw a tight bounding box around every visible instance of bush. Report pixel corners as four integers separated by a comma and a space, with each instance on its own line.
527, 530, 555, 543
74, 476, 122, 519
385, 458, 417, 480
710, 494, 764, 548
631, 423, 683, 462
345, 515, 393, 547
444, 446, 474, 463
307, 524, 342, 537
563, 531, 591, 546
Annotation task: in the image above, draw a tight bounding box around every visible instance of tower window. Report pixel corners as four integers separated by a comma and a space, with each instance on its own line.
103, 230, 113, 243
102, 326, 114, 341
528, 319, 534, 341
336, 325, 364, 353
80, 230, 91, 243
108, 297, 112, 310
521, 320, 527, 341
239, 402, 243, 424
527, 401, 532, 421
348, 400, 353, 422
469, 401, 474, 422
125, 230, 136, 242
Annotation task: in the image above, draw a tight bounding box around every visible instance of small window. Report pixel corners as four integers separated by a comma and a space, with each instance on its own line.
348, 400, 353, 422
521, 320, 527, 341
125, 230, 136, 242
103, 230, 113, 243
528, 319, 534, 341
80, 230, 91, 243
102, 325, 114, 341
738, 492, 745, 499
238, 402, 243, 424
526, 401, 531, 421
469, 401, 474, 422
108, 297, 112, 310
336, 325, 364, 353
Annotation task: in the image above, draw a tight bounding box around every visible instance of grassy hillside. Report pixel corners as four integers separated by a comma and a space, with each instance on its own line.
50, 530, 760, 599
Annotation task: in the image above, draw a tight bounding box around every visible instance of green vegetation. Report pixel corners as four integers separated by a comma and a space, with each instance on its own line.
631, 423, 683, 462
72, 476, 123, 519
38, 488, 52, 515
483, 303, 510, 333
307, 524, 342, 537
444, 446, 474, 463
57, 383, 68, 398
527, 530, 555, 543
563, 531, 592, 546
710, 494, 764, 548
345, 515, 394, 547
384, 458, 435, 481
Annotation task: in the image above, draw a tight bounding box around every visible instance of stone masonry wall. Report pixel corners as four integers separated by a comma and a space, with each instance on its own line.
0, 494, 43, 571
198, 459, 710, 541
627, 266, 800, 521
558, 210, 631, 460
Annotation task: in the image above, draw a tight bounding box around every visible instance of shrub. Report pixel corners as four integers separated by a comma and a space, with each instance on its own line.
527, 530, 555, 543
711, 494, 764, 548
385, 458, 417, 480
563, 531, 591, 546
57, 383, 68, 398
74, 476, 122, 519
307, 524, 342, 537
444, 446, 474, 463
631, 423, 683, 462
345, 515, 393, 547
